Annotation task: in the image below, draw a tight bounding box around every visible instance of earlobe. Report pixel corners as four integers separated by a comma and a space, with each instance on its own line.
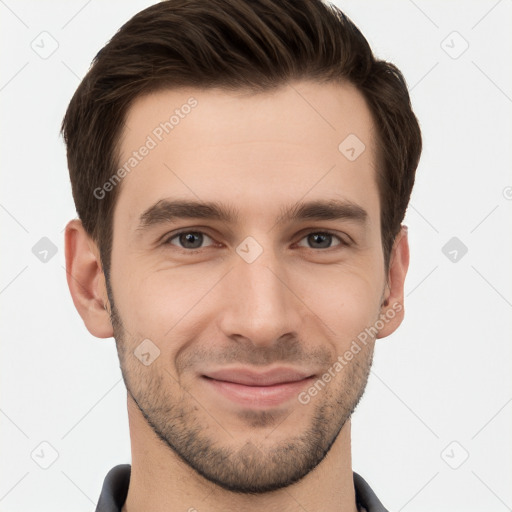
377, 225, 410, 339
64, 219, 114, 339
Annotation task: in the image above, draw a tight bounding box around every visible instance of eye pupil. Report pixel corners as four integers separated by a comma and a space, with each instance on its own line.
180, 232, 203, 249
170, 231, 342, 252
309, 233, 331, 249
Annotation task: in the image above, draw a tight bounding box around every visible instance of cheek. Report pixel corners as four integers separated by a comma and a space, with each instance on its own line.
113, 261, 221, 340
112, 244, 385, 349
286, 262, 385, 343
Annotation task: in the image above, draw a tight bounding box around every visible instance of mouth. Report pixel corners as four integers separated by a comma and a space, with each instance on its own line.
200, 367, 317, 408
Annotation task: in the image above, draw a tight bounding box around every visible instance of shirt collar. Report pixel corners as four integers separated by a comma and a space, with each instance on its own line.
95, 464, 388, 512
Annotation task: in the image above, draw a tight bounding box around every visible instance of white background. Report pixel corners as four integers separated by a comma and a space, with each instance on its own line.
1, 1, 511, 511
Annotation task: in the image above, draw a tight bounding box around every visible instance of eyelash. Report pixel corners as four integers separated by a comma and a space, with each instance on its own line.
162, 229, 350, 253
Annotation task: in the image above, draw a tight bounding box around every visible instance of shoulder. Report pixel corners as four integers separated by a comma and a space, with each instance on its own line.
353, 472, 390, 512
95, 464, 131, 512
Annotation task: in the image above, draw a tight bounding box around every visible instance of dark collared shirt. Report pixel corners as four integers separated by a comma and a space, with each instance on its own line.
95, 464, 389, 512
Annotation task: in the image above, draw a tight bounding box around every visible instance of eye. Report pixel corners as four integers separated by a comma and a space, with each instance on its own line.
165, 231, 215, 251
163, 229, 349, 253
296, 231, 347, 250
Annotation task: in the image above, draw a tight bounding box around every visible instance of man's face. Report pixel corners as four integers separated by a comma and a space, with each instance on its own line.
107, 80, 390, 493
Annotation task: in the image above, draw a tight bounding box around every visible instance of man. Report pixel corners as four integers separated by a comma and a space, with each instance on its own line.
62, 0, 421, 510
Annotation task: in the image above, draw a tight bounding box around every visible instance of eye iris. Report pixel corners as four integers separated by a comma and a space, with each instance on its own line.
174, 232, 336, 250
180, 232, 203, 249
309, 233, 331, 248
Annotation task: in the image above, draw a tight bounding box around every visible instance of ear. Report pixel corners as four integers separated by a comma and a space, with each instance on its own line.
377, 225, 410, 339
64, 219, 113, 338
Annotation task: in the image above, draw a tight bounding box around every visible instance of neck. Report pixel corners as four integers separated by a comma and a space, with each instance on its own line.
122, 395, 358, 512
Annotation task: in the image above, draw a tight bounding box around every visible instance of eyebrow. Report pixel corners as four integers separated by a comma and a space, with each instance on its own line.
136, 198, 368, 233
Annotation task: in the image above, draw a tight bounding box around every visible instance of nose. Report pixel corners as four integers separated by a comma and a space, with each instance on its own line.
217, 247, 304, 348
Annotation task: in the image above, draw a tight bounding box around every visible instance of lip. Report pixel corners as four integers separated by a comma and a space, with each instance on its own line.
203, 367, 314, 386
201, 367, 316, 408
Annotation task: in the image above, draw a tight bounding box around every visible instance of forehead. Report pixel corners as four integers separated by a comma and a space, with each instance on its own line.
114, 80, 379, 231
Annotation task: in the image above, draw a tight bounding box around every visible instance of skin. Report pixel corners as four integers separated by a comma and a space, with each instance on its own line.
65, 79, 409, 512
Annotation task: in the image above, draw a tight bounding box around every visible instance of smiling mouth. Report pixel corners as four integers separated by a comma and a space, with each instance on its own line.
202, 366, 315, 385
200, 367, 316, 408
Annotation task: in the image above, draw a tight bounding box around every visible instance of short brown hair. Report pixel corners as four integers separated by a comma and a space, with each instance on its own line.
62, 0, 421, 279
